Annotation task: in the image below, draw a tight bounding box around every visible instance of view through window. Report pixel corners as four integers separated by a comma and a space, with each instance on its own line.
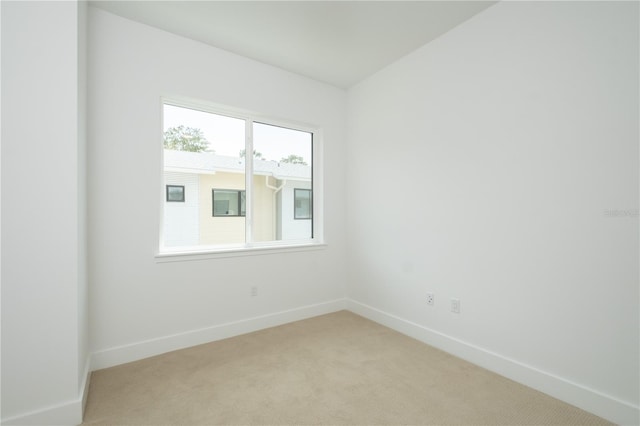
162, 102, 314, 251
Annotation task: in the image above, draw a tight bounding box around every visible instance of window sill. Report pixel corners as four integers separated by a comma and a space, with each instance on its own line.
155, 241, 327, 262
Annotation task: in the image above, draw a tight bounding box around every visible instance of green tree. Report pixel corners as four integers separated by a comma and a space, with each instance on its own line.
280, 154, 307, 165
239, 149, 265, 160
164, 125, 209, 152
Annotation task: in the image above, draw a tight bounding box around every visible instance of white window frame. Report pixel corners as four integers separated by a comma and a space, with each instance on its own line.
156, 97, 325, 261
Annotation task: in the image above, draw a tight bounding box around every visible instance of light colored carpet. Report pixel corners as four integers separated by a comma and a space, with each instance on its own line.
82, 311, 611, 425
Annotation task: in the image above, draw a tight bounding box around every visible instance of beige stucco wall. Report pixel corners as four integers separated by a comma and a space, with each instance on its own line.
198, 172, 275, 244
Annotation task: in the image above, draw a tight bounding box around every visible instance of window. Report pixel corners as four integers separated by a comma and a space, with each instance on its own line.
166, 185, 185, 202
212, 189, 245, 217
160, 100, 320, 255
294, 189, 312, 219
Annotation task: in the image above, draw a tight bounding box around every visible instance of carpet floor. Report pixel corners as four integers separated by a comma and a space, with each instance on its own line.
82, 311, 611, 425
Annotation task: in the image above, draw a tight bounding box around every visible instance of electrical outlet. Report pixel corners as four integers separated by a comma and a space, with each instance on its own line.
426, 293, 434, 306
251, 286, 258, 297
451, 298, 460, 314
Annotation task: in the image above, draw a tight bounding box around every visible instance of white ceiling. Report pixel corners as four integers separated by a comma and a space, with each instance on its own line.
91, 1, 497, 88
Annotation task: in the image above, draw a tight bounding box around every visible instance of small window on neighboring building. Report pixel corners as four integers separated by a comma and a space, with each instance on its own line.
213, 189, 245, 217
166, 185, 185, 202
294, 189, 312, 220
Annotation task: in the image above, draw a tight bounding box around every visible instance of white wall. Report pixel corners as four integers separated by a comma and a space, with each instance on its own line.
347, 2, 638, 424
88, 8, 348, 367
1, 1, 89, 424
163, 171, 199, 247
279, 181, 313, 240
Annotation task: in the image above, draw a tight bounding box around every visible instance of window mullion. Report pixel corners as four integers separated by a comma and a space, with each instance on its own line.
245, 119, 253, 245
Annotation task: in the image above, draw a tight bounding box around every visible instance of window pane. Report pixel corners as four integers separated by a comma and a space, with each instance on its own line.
162, 102, 318, 252
166, 185, 185, 202
163, 104, 245, 247
294, 189, 312, 219
213, 190, 241, 216
252, 122, 312, 241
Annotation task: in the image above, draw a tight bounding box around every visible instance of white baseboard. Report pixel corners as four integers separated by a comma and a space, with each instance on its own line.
91, 298, 347, 371
347, 299, 639, 426
24, 299, 630, 425
0, 401, 81, 426
1, 356, 91, 426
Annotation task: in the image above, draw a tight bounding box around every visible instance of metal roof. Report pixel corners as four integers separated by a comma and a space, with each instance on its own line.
164, 149, 311, 181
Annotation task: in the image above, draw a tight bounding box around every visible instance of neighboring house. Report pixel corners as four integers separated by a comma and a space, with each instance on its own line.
163, 149, 312, 247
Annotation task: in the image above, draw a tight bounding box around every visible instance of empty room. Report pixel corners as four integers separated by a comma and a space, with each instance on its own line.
1, 1, 638, 425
